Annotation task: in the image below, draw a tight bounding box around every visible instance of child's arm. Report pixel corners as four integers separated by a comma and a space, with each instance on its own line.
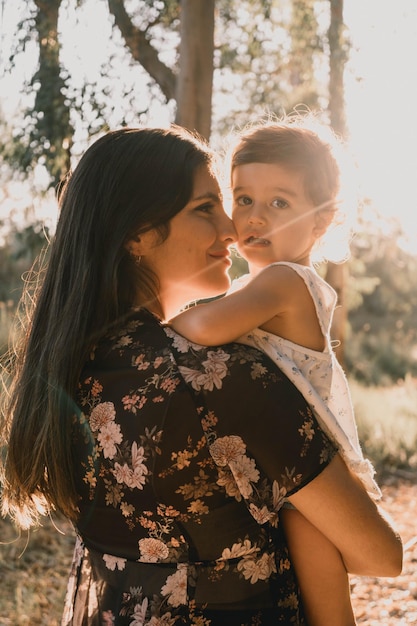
169, 264, 297, 345
281, 507, 356, 626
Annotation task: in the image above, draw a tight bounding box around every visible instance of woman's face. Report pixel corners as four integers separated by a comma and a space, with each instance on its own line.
138, 165, 236, 319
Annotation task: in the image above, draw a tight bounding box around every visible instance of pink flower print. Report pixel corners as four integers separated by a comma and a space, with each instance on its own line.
179, 350, 230, 392
161, 564, 188, 607
160, 376, 180, 394
153, 356, 164, 369
134, 353, 150, 370
97, 421, 122, 459
129, 598, 148, 626
103, 553, 126, 571
138, 538, 169, 562
209, 435, 246, 467
113, 463, 132, 485
90, 379, 103, 397
237, 552, 276, 584
122, 394, 147, 414
89, 401, 116, 431
229, 455, 260, 498
112, 442, 148, 490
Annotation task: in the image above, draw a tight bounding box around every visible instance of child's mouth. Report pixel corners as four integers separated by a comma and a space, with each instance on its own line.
244, 236, 270, 246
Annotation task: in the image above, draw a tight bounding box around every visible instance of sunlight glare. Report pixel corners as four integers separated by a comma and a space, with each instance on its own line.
344, 0, 417, 254
1, 0, 416, 254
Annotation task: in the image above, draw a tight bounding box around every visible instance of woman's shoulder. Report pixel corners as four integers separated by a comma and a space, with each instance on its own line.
87, 308, 168, 366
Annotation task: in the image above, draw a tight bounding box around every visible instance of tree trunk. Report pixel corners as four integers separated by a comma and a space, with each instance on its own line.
32, 0, 72, 185
327, 0, 347, 365
328, 0, 346, 135
175, 0, 215, 139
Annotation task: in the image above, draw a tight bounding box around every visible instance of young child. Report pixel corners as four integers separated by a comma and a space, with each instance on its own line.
170, 118, 381, 625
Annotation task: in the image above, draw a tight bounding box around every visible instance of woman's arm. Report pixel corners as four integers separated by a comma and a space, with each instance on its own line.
169, 265, 298, 344
287, 453, 403, 577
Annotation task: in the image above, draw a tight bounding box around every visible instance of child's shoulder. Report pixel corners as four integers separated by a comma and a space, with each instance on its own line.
258, 262, 337, 309
266, 262, 330, 288
259, 262, 315, 285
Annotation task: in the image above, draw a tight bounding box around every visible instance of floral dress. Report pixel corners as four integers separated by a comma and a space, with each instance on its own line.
62, 309, 337, 626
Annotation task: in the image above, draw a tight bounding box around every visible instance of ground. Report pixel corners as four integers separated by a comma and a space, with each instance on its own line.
0, 473, 416, 625
350, 472, 417, 625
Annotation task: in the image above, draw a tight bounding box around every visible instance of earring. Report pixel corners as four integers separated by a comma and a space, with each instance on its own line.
128, 248, 142, 266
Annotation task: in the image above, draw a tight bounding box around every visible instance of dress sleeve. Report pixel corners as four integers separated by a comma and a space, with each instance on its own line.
166, 329, 337, 523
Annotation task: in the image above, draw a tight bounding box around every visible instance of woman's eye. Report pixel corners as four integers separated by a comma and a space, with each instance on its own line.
196, 203, 214, 214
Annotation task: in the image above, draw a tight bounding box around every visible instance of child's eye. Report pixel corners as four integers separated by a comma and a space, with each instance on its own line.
272, 198, 289, 209
234, 195, 252, 207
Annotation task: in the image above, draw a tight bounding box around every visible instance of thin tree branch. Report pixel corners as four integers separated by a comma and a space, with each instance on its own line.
107, 0, 176, 102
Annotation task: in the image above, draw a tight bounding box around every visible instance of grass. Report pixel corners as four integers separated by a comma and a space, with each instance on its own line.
351, 376, 417, 472
0, 515, 75, 625
0, 300, 16, 357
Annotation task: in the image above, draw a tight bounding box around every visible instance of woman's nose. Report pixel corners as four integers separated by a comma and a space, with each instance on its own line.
221, 214, 237, 243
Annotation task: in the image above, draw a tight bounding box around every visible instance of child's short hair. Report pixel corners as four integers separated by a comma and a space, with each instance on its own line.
231, 121, 340, 213
229, 114, 355, 263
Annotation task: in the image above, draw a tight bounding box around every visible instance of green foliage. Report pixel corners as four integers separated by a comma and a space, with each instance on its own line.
351, 378, 417, 471
0, 220, 49, 356
0, 0, 73, 187
214, 0, 325, 134
137, 0, 180, 26
229, 248, 249, 281
345, 230, 417, 385
0, 0, 332, 186
0, 221, 49, 304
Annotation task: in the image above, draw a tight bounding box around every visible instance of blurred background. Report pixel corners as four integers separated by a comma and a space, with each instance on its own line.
1, 1, 417, 623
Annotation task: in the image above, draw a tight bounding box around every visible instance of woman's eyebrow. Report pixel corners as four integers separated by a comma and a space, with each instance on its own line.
192, 191, 222, 202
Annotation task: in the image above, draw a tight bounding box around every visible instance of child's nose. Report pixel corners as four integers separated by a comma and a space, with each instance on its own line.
247, 204, 266, 224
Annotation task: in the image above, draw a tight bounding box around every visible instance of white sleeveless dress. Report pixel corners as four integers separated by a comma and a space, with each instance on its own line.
229, 261, 381, 499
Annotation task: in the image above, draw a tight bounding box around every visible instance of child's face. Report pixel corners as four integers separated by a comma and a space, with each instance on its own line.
232, 162, 322, 272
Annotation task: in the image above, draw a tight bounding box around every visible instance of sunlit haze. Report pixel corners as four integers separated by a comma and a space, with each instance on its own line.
0, 1, 416, 253
344, 0, 417, 253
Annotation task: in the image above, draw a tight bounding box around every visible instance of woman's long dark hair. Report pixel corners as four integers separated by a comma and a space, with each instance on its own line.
1, 126, 214, 527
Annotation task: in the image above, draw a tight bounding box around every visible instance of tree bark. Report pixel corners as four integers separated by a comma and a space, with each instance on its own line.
32, 0, 72, 185
328, 0, 347, 135
175, 0, 215, 139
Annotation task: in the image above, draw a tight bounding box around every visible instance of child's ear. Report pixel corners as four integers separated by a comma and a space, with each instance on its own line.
314, 209, 335, 237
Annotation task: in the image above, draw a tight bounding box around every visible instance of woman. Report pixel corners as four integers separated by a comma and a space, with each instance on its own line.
1, 126, 402, 626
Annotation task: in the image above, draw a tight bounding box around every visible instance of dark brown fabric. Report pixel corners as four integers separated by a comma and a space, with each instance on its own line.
62, 309, 336, 625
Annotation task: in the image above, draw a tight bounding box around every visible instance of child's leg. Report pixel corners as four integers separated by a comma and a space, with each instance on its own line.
281, 507, 356, 626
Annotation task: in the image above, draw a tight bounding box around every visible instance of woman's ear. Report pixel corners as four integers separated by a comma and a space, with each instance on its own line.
125, 230, 158, 257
